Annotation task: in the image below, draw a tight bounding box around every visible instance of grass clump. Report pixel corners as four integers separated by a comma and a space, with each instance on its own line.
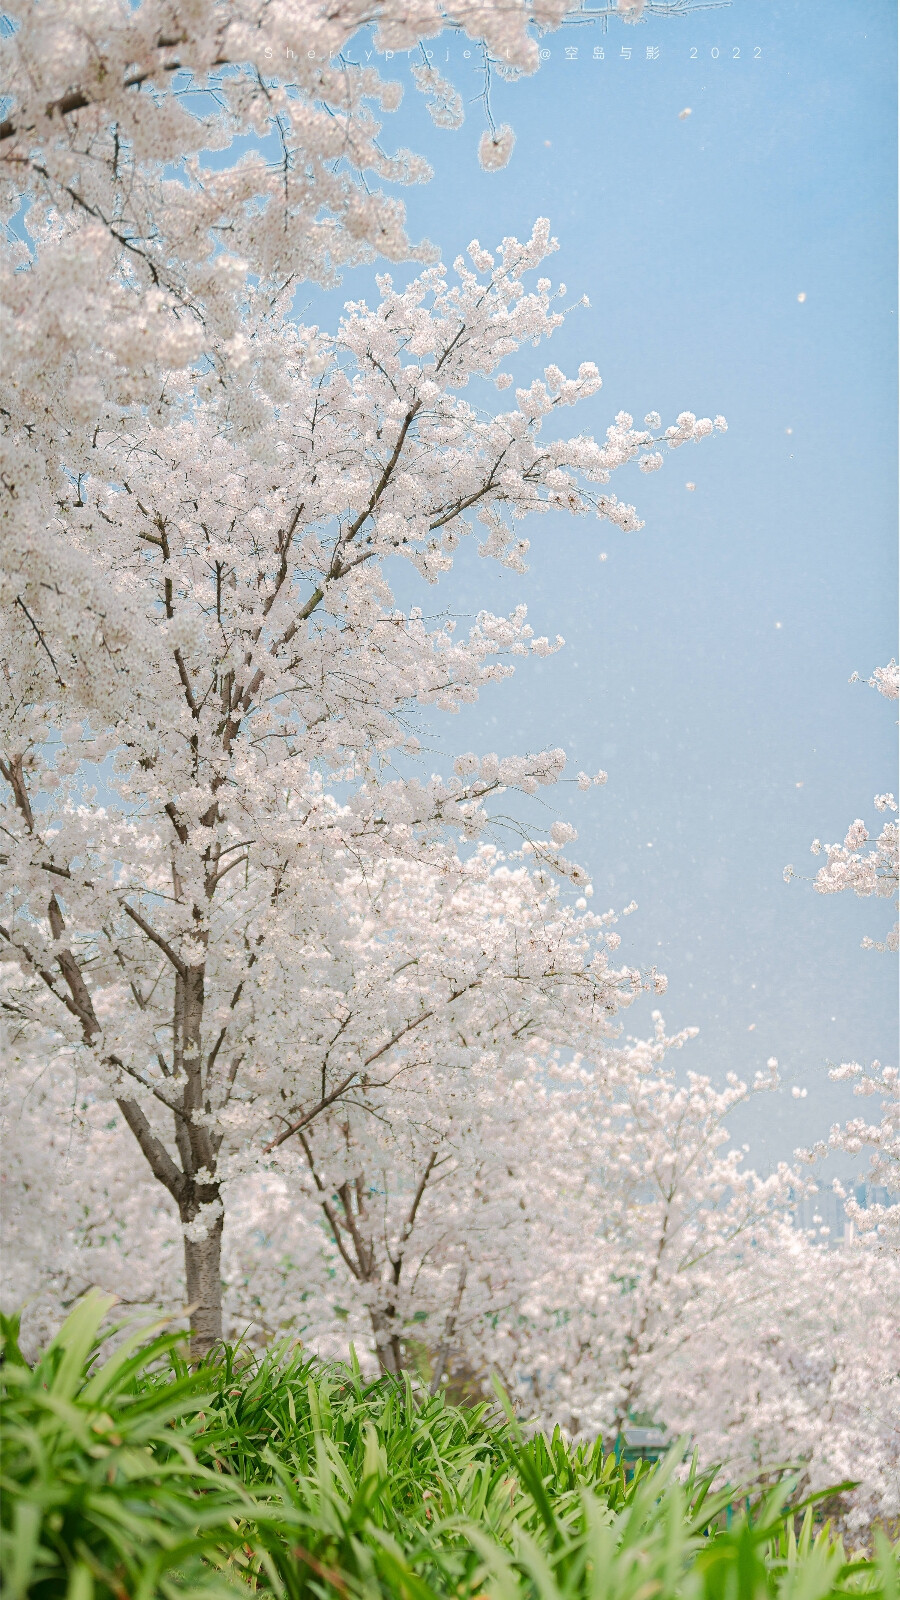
2, 1292, 897, 1600
0, 1294, 252, 1599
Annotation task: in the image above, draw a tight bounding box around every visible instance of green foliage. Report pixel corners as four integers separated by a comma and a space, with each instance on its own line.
0, 1294, 251, 1599
2, 1296, 898, 1600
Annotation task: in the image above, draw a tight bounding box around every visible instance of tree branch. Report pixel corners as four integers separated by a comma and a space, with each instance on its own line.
262, 1069, 360, 1153
388, 1149, 438, 1283
296, 1131, 360, 1280
263, 983, 482, 1153
14, 596, 66, 686
0, 752, 36, 831
121, 902, 188, 977
115, 1097, 189, 1206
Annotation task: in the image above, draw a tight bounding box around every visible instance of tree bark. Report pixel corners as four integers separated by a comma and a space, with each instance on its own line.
181, 1200, 224, 1357
370, 1308, 403, 1376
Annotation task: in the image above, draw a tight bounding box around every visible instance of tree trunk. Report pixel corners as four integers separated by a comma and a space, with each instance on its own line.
370, 1308, 403, 1375
181, 1206, 224, 1358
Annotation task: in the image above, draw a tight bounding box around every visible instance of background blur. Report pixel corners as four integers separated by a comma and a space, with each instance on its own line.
302, 0, 897, 1166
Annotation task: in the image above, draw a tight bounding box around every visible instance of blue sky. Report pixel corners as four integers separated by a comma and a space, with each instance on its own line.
307, 0, 897, 1167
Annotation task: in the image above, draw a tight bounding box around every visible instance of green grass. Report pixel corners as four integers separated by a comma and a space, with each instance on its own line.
2, 1293, 897, 1600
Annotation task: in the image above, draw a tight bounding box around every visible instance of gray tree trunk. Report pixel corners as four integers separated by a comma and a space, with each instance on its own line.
370, 1308, 403, 1376
181, 1200, 224, 1357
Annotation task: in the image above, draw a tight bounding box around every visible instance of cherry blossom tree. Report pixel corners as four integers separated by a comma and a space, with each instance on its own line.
1, 212, 723, 1352
0, 846, 656, 1363
655, 1223, 900, 1535
437, 1030, 899, 1534
256, 846, 658, 1374
1, 0, 728, 1356
469, 1030, 796, 1435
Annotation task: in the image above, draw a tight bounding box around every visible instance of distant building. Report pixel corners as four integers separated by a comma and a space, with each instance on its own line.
620, 1424, 671, 1464
791, 1179, 895, 1244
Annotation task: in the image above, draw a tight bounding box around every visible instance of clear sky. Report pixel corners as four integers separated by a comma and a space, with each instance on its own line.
302, 0, 897, 1169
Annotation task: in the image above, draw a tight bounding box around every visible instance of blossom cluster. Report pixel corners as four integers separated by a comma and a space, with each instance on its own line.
786, 663, 899, 952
